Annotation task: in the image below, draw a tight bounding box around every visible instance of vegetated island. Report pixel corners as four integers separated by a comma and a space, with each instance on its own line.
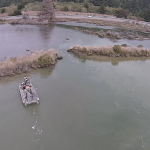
67, 45, 150, 58
0, 49, 59, 77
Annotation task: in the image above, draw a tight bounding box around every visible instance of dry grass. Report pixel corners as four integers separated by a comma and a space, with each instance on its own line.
0, 50, 58, 77
67, 45, 150, 57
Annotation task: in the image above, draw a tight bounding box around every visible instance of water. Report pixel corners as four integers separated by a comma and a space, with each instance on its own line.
0, 23, 150, 150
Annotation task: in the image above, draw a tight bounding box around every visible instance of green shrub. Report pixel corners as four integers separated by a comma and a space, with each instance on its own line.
121, 44, 127, 47
81, 7, 87, 13
53, 3, 56, 9
38, 54, 52, 67
63, 6, 69, 11
22, 0, 29, 6
1, 8, 6, 14
12, 10, 22, 16
113, 45, 122, 53
71, 3, 82, 12
137, 45, 143, 48
97, 4, 106, 14
17, 4, 25, 11
82, 47, 87, 52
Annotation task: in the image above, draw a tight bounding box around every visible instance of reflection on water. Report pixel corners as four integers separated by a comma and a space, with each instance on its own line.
0, 68, 53, 85
0, 23, 150, 150
71, 52, 150, 66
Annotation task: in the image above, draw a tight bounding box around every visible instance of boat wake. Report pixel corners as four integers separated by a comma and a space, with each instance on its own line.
31, 107, 44, 150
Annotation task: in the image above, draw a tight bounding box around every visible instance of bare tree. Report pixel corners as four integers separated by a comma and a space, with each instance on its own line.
38, 0, 55, 23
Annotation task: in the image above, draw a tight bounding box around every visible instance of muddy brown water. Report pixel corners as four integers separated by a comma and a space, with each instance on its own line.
0, 23, 150, 150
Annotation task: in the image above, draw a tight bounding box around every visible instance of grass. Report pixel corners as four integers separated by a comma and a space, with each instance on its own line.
0, 50, 58, 77
137, 45, 143, 48
82, 47, 87, 52
67, 45, 150, 57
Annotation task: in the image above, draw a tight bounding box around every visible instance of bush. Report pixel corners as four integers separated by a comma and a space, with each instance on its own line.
71, 3, 82, 12
18, 4, 25, 11
1, 8, 6, 14
84, 2, 90, 12
81, 7, 87, 13
113, 45, 122, 53
22, 0, 29, 6
53, 3, 56, 9
97, 4, 106, 14
12, 10, 22, 16
137, 45, 143, 48
114, 8, 129, 19
63, 6, 69, 11
38, 54, 52, 67
82, 47, 87, 52
121, 44, 127, 47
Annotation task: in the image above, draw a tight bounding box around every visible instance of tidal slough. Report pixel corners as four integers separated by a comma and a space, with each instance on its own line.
0, 22, 150, 150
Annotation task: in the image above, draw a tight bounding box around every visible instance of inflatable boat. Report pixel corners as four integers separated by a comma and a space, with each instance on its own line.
19, 77, 39, 106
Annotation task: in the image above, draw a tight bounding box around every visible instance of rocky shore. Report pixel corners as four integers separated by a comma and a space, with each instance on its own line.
74, 27, 150, 41
0, 49, 59, 77
67, 45, 150, 58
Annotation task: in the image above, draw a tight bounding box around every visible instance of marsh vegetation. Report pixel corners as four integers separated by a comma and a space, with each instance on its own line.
0, 50, 58, 77
68, 45, 150, 58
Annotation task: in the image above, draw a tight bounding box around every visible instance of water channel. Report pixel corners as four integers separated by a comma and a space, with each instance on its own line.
0, 23, 150, 150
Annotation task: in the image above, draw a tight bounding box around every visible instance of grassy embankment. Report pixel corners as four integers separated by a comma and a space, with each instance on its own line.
67, 45, 150, 58
0, 50, 58, 77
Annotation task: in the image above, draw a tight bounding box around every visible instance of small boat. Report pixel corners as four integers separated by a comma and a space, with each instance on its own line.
19, 77, 39, 106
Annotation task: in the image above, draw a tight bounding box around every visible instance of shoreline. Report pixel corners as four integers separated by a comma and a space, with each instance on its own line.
8, 17, 150, 33
56, 24, 150, 41
0, 11, 150, 33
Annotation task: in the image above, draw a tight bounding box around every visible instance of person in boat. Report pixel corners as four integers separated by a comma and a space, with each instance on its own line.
26, 83, 32, 95
21, 82, 26, 89
21, 79, 31, 90
25, 78, 29, 85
